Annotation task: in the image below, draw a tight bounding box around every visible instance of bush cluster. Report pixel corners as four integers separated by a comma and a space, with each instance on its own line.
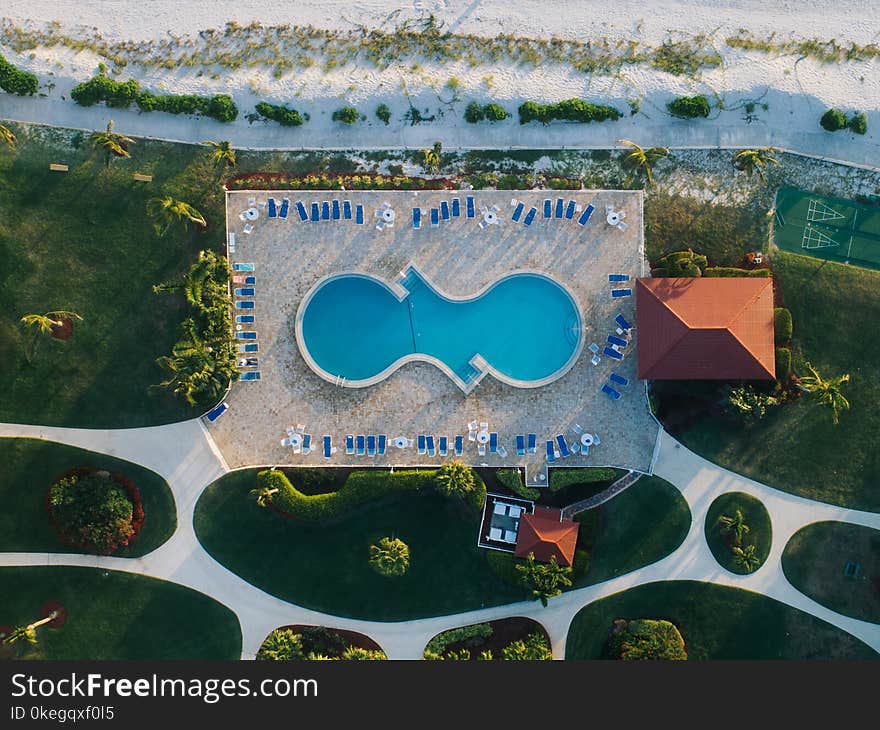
254, 101, 304, 126
849, 111, 868, 134
605, 619, 687, 660
724, 385, 778, 422
332, 106, 359, 124
375, 103, 391, 125
228, 172, 448, 191
464, 101, 510, 123
496, 469, 540, 500
0, 53, 38, 95
651, 248, 708, 277
774, 307, 793, 344
666, 94, 710, 119
518, 99, 622, 125
424, 623, 493, 659
258, 628, 386, 661
702, 266, 772, 277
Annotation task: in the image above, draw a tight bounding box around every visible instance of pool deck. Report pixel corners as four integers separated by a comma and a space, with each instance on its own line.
210, 190, 659, 476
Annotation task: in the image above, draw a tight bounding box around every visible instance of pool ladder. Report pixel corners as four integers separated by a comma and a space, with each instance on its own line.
334, 374, 347, 387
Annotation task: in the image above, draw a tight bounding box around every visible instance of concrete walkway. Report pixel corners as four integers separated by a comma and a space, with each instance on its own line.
0, 421, 878, 659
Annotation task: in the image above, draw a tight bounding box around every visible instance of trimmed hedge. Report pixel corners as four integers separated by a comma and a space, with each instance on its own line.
0, 53, 38, 96
820, 108, 849, 132
652, 248, 707, 277
703, 266, 772, 277
667, 94, 710, 119
774, 307, 793, 344
254, 101, 304, 127
775, 347, 791, 380
518, 99, 622, 125
496, 469, 540, 500
549, 467, 620, 493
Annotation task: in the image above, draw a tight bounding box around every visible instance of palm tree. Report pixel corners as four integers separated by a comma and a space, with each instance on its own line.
516, 553, 573, 607
202, 139, 236, 175
249, 486, 279, 508
731, 544, 762, 572
147, 196, 207, 236
0, 123, 16, 149
3, 610, 59, 647
617, 138, 669, 188
89, 120, 134, 167
732, 148, 780, 183
19, 310, 83, 362
717, 509, 750, 546
155, 335, 226, 406
435, 460, 476, 501
369, 537, 410, 577
420, 141, 442, 173
799, 361, 851, 425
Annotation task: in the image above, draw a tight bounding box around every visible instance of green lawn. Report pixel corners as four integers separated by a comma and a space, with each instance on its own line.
704, 492, 772, 574
0, 567, 240, 659
0, 438, 176, 556
676, 252, 880, 510
194, 469, 527, 620
565, 581, 877, 659
575, 476, 691, 586
782, 521, 880, 624
0, 123, 226, 427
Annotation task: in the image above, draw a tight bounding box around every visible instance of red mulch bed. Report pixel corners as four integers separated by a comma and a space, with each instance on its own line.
438, 617, 550, 660
270, 625, 384, 656
50, 317, 73, 341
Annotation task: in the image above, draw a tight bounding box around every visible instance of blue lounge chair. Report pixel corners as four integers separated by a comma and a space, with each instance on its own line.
607, 334, 628, 347
556, 434, 571, 458
267, 198, 277, 218
438, 436, 448, 456
527, 433, 537, 453
235, 314, 255, 323
611, 288, 632, 298
296, 201, 308, 221
237, 343, 258, 353
232, 262, 255, 272
430, 208, 439, 227
565, 200, 576, 219
512, 202, 524, 222
610, 373, 629, 387
466, 196, 475, 218
345, 435, 355, 455
301, 434, 311, 454
608, 274, 630, 282
343, 200, 352, 220
426, 435, 436, 456
555, 198, 564, 218
377, 435, 387, 455
603, 346, 623, 360
240, 371, 261, 381
489, 432, 498, 453
543, 199, 552, 218
452, 198, 461, 217
323, 435, 333, 458
310, 202, 320, 222
454, 435, 463, 455
578, 204, 595, 225
235, 331, 257, 340
523, 207, 537, 226
205, 402, 228, 423
441, 201, 450, 220
332, 200, 340, 220
321, 201, 330, 220
238, 275, 256, 285
235, 300, 255, 309
279, 198, 289, 219
356, 435, 366, 456
412, 208, 422, 229
516, 435, 525, 456
355, 205, 364, 225
367, 435, 376, 457
418, 435, 427, 455
602, 383, 622, 400
615, 313, 633, 330
234, 287, 255, 297
546, 440, 557, 463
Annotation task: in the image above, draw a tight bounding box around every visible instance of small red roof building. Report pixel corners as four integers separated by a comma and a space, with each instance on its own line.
514, 506, 580, 567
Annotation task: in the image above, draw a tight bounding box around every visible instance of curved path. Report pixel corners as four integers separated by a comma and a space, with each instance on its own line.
0, 421, 878, 659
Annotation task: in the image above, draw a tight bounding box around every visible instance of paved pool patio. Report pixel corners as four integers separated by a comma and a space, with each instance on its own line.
208, 189, 659, 480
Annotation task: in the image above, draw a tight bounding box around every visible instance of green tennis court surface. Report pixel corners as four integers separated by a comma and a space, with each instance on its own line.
774, 186, 880, 270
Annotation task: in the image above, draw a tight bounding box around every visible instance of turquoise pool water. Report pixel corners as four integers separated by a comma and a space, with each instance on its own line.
297, 266, 582, 391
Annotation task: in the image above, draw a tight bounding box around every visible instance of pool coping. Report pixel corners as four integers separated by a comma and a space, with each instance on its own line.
294, 261, 585, 395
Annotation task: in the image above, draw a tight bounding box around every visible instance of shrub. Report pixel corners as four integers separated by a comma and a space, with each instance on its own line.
775, 347, 792, 380
652, 249, 708, 277
340, 647, 386, 660
605, 619, 687, 660
375, 103, 391, 125
703, 266, 772, 277
332, 106, 359, 124
47, 470, 142, 554
517, 553, 573, 606
257, 629, 306, 660
518, 99, 622, 125
484, 103, 509, 122
258, 628, 387, 660
820, 108, 848, 131
369, 537, 410, 577
666, 94, 710, 119
424, 623, 493, 658
549, 467, 620, 493
500, 631, 552, 661
205, 94, 239, 123
0, 53, 38, 95
774, 307, 793, 344
464, 101, 485, 123
435, 461, 485, 511
849, 111, 868, 135
496, 469, 540, 500
724, 385, 778, 422
255, 101, 304, 127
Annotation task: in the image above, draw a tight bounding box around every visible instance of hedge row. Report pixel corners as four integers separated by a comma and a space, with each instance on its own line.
821, 108, 867, 134
496, 469, 540, 500
549, 468, 620, 493
464, 101, 509, 123
0, 53, 38, 95
254, 101, 305, 126
227, 172, 450, 191
703, 266, 772, 277
518, 99, 622, 125
70, 74, 237, 121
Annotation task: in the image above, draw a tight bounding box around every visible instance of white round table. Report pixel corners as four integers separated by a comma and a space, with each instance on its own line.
245, 207, 259, 221
476, 431, 490, 444
580, 433, 594, 448
393, 436, 407, 449
606, 211, 620, 226
288, 433, 302, 448
381, 208, 395, 224
483, 210, 497, 225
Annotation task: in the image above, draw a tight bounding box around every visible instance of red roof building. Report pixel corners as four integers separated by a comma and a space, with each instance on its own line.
635, 277, 776, 380
514, 506, 580, 567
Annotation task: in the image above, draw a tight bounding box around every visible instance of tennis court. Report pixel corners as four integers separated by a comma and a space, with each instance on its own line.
773, 186, 880, 270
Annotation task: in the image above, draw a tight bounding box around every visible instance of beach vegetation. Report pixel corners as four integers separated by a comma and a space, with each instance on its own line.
331, 105, 359, 124
375, 103, 391, 125
820, 108, 848, 131
0, 52, 38, 95
849, 112, 867, 135
519, 99, 622, 125
666, 94, 710, 118
254, 101, 304, 127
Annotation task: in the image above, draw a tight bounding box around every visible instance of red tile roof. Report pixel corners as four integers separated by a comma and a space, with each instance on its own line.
635, 277, 776, 380
514, 506, 580, 567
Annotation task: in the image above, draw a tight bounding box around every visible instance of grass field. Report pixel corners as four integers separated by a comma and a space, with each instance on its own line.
782, 521, 880, 624
704, 492, 772, 575
0, 438, 176, 556
565, 581, 877, 659
194, 469, 526, 620
0, 124, 226, 427
0, 567, 241, 659
677, 251, 880, 510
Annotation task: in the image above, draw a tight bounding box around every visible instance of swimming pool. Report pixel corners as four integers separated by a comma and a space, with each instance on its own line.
295, 264, 583, 393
